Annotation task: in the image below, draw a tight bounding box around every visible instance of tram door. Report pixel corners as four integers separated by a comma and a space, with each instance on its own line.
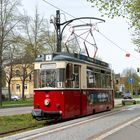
73, 64, 80, 88
66, 63, 81, 88
65, 63, 81, 118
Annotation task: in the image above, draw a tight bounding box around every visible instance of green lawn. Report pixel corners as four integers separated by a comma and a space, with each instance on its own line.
2, 98, 33, 107
133, 95, 140, 98
0, 114, 47, 136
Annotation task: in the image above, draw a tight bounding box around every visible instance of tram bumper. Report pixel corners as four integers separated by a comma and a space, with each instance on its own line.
32, 109, 62, 120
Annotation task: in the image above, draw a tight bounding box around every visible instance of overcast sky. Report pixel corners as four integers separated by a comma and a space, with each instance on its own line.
21, 0, 140, 74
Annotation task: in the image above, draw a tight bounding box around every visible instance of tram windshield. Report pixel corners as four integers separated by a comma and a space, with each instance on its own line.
34, 62, 67, 88
34, 62, 80, 89
40, 69, 56, 87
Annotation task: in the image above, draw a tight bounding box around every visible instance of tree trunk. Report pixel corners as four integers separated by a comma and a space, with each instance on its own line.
0, 64, 2, 107
8, 81, 11, 100
22, 79, 25, 100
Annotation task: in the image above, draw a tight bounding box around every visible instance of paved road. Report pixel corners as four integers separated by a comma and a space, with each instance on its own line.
2, 105, 140, 140
102, 118, 140, 140
0, 98, 139, 116
0, 106, 33, 116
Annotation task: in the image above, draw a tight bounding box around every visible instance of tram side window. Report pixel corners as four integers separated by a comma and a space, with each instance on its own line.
101, 71, 106, 88
106, 74, 111, 88
95, 72, 101, 88
56, 68, 65, 88
87, 67, 96, 88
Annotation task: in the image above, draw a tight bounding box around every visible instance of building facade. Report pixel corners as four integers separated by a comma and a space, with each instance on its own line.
5, 64, 34, 98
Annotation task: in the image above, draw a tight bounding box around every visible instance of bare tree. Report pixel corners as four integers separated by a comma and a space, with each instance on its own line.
5, 56, 14, 100
0, 0, 21, 106
13, 53, 34, 99
4, 46, 20, 100
19, 7, 55, 60
14, 7, 57, 99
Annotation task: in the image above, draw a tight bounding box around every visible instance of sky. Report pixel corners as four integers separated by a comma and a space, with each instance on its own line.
21, 0, 140, 74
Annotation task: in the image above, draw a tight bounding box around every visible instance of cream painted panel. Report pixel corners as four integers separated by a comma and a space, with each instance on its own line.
34, 62, 67, 69
81, 65, 87, 88
56, 62, 66, 68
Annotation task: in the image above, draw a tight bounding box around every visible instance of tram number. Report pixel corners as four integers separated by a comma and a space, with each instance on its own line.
45, 55, 52, 61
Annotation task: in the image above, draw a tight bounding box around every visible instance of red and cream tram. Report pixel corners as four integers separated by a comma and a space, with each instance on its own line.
32, 52, 114, 120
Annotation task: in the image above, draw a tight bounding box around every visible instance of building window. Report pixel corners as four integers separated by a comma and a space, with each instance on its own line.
16, 84, 20, 92
15, 70, 21, 76
24, 84, 27, 91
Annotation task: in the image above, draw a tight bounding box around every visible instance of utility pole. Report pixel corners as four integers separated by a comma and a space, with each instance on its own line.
56, 10, 61, 52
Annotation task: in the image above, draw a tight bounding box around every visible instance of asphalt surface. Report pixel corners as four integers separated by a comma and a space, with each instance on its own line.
0, 106, 33, 116
102, 118, 140, 140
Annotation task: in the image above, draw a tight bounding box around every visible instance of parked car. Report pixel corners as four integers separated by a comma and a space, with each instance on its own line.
11, 95, 20, 101
123, 91, 132, 99
122, 92, 136, 105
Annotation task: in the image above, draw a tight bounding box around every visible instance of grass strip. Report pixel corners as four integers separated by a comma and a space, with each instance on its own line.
0, 114, 47, 137
2, 98, 33, 107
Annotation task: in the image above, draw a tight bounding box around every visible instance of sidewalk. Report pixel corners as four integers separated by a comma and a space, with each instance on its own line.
103, 118, 140, 140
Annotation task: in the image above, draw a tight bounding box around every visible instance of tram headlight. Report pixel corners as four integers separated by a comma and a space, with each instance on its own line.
44, 99, 50, 106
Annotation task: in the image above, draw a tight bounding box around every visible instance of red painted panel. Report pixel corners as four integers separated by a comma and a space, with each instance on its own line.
63, 90, 81, 119
33, 89, 114, 120
34, 90, 64, 117
81, 91, 87, 116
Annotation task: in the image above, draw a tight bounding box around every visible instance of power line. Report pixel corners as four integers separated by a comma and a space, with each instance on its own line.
96, 30, 140, 60
41, 0, 99, 24
42, 0, 77, 19
96, 30, 127, 53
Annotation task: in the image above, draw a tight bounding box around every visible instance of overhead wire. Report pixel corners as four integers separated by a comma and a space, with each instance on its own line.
96, 30, 140, 60
42, 0, 83, 22
41, 0, 140, 61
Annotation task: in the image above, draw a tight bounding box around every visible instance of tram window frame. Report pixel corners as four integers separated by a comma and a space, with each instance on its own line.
95, 71, 101, 88
106, 73, 111, 88
65, 63, 80, 88
34, 69, 40, 88
56, 68, 65, 88
56, 68, 65, 82
66, 63, 73, 88
86, 67, 96, 88
73, 65, 80, 88
101, 70, 106, 88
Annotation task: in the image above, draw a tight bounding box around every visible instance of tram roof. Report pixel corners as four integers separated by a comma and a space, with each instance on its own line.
35, 52, 109, 68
